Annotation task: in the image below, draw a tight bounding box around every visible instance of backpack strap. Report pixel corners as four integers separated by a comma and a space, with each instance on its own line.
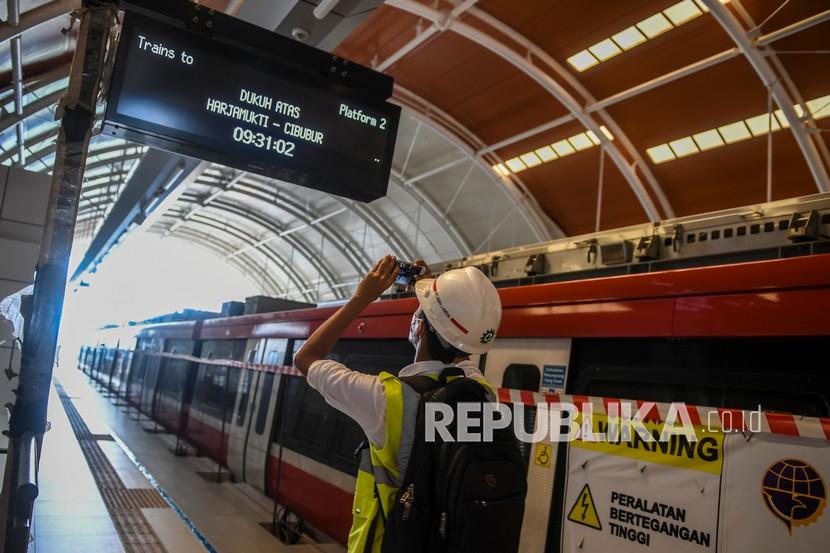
400, 366, 465, 396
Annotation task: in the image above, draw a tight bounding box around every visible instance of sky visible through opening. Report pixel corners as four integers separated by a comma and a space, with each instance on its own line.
57, 232, 260, 371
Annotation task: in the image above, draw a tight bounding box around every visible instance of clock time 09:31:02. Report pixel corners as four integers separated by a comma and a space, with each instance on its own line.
232, 126, 296, 157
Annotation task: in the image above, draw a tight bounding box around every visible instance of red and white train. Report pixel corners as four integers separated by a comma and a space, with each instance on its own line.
80, 252, 830, 548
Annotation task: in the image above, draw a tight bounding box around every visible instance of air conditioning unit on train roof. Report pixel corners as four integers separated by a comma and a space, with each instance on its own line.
243, 296, 315, 315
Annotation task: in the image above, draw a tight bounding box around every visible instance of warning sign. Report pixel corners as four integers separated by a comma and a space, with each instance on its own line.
567, 484, 602, 530
535, 443, 553, 467
561, 414, 723, 552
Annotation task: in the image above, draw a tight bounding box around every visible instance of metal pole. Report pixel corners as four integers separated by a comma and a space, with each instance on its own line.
0, 2, 117, 548
8, 0, 26, 167
217, 365, 230, 483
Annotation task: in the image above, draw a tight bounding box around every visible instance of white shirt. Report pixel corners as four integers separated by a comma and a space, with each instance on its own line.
307, 358, 483, 448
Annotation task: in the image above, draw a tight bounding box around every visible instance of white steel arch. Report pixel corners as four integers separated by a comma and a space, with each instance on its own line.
385, 0, 664, 222
703, 0, 830, 192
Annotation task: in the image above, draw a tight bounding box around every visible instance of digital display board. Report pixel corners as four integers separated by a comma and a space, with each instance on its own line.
103, 6, 400, 202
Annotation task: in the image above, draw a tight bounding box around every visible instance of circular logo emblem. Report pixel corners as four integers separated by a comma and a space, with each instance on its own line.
761, 458, 826, 534
479, 328, 496, 345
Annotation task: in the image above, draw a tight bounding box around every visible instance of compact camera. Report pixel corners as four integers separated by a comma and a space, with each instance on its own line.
395, 261, 426, 287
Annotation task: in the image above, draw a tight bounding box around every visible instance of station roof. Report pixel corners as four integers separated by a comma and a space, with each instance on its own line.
2, 0, 829, 302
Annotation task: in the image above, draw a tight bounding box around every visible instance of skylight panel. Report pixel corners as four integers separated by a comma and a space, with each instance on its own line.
568, 133, 594, 151
663, 0, 702, 26
692, 129, 724, 151
807, 95, 830, 119
611, 27, 647, 50
567, 50, 599, 72
589, 39, 621, 62
493, 163, 510, 176
669, 137, 699, 157
505, 157, 527, 173
520, 152, 543, 168
599, 126, 614, 141
647, 144, 676, 164
637, 13, 673, 39
535, 145, 558, 162
745, 113, 780, 137
718, 121, 751, 143
585, 130, 601, 145
552, 140, 576, 157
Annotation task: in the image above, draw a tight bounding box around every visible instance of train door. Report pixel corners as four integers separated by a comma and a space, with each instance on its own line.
243, 338, 289, 491
227, 339, 264, 478
187, 340, 245, 464
483, 338, 572, 393
132, 337, 163, 413
154, 339, 195, 430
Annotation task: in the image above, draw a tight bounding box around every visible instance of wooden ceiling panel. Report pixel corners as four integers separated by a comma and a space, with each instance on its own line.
518, 148, 649, 236
773, 21, 830, 101
740, 0, 830, 31
479, 0, 733, 101
605, 56, 766, 148
334, 5, 422, 67
386, 32, 569, 145
651, 132, 816, 216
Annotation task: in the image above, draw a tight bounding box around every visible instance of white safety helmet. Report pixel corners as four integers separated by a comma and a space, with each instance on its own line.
414, 266, 502, 355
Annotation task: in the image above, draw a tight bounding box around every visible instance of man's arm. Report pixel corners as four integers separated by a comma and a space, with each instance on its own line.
294, 255, 400, 375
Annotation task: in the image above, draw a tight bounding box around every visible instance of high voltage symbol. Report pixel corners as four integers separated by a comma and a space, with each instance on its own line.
567, 484, 602, 531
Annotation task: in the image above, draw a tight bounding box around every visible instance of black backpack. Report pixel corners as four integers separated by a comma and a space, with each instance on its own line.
380, 367, 527, 553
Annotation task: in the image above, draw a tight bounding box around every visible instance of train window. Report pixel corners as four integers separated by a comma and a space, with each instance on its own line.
502, 364, 541, 391
194, 365, 241, 421
764, 222, 775, 232
278, 339, 413, 475
724, 228, 734, 238
255, 372, 276, 435
567, 338, 830, 417
236, 370, 254, 426
737, 226, 746, 236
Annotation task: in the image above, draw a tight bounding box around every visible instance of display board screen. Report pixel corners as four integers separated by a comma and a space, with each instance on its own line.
104, 10, 399, 202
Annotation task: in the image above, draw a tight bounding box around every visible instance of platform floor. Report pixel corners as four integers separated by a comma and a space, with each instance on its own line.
33, 368, 343, 553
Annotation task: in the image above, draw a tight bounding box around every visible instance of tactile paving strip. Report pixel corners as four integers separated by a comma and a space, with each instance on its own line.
55, 381, 169, 553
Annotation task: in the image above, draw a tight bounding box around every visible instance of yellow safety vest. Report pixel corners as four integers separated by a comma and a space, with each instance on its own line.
347, 370, 492, 553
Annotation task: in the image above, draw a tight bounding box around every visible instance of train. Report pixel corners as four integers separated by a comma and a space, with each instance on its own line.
79, 251, 830, 549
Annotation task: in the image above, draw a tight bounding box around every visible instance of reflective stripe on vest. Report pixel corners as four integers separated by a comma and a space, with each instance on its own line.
346, 371, 495, 553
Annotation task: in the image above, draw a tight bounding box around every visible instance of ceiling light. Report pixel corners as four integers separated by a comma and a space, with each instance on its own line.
567, 50, 599, 72
663, 0, 702, 26
552, 140, 576, 157
589, 39, 622, 62
692, 129, 724, 151
694, 0, 730, 12
637, 13, 673, 39
520, 152, 543, 168
806, 95, 830, 119
718, 121, 751, 143
668, 136, 699, 157
773, 109, 790, 128
745, 113, 780, 137
505, 157, 528, 172
612, 26, 647, 50
568, 133, 594, 151
647, 144, 676, 164
599, 126, 614, 140
585, 130, 601, 145
535, 145, 558, 162
493, 163, 510, 176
